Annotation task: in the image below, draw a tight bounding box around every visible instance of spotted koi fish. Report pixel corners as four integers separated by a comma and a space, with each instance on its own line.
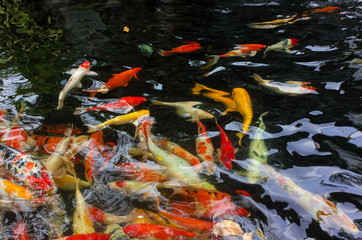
195, 120, 215, 175
0, 143, 56, 194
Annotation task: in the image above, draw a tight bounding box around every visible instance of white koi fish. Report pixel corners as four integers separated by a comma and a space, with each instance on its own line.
252, 73, 317, 95
56, 61, 97, 110
264, 39, 299, 56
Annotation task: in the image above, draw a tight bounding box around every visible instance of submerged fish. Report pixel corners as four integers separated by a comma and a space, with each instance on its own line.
124, 223, 196, 239
158, 41, 201, 56
56, 61, 97, 110
195, 119, 215, 175
252, 73, 317, 95
264, 38, 299, 56
215, 122, 235, 170
151, 100, 214, 121
248, 17, 298, 29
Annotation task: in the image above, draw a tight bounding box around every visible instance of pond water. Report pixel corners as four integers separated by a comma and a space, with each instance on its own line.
0, 0, 361, 239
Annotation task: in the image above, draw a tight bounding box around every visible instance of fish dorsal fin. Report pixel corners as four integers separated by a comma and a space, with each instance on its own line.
65, 69, 76, 75
86, 71, 98, 76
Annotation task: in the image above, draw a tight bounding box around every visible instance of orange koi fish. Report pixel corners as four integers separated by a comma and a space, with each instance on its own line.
192, 83, 234, 111
306, 6, 341, 14
36, 123, 83, 135
73, 96, 146, 115
31, 135, 64, 154
0, 143, 56, 194
154, 139, 203, 173
264, 38, 299, 56
248, 17, 299, 29
83, 68, 141, 97
252, 73, 317, 95
195, 119, 215, 175
215, 123, 235, 170
117, 162, 169, 183
158, 41, 201, 56
56, 61, 97, 110
55, 233, 110, 240
223, 88, 253, 145
124, 223, 196, 239
1, 126, 36, 152
12, 220, 30, 240
169, 189, 250, 219
0, 178, 33, 200
84, 131, 104, 184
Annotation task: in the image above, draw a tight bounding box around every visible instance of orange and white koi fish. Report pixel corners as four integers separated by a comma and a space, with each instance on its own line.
117, 162, 169, 183
223, 88, 253, 145
73, 96, 146, 115
1, 126, 36, 152
88, 205, 129, 225
192, 83, 234, 112
84, 131, 104, 184
124, 223, 196, 239
12, 220, 30, 240
203, 44, 266, 68
154, 139, 203, 173
305, 6, 341, 14
151, 100, 214, 121
56, 61, 97, 110
158, 41, 201, 56
108, 179, 157, 197
55, 233, 110, 240
0, 142, 56, 194
195, 119, 215, 175
83, 68, 141, 98
215, 122, 235, 170
252, 73, 317, 95
248, 17, 299, 29
85, 110, 150, 133
0, 178, 32, 200
264, 38, 299, 56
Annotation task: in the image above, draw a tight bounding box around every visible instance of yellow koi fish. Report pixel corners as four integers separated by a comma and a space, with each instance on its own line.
86, 110, 150, 133
0, 178, 32, 200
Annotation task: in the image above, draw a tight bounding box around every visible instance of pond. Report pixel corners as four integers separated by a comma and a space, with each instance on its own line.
0, 0, 361, 239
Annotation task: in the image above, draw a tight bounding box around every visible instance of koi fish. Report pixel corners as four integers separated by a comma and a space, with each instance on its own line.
85, 110, 150, 133
203, 44, 266, 68
12, 220, 30, 240
35, 123, 83, 135
0, 178, 32, 200
54, 174, 91, 191
124, 223, 196, 239
54, 233, 111, 240
195, 119, 215, 175
306, 6, 341, 14
252, 73, 317, 95
192, 83, 234, 111
158, 41, 201, 56
248, 17, 298, 29
83, 68, 141, 98
154, 139, 203, 173
0, 143, 56, 194
264, 38, 299, 56
169, 189, 250, 219
56, 61, 97, 110
223, 88, 253, 145
73, 96, 146, 115
84, 131, 104, 184
151, 100, 214, 121
31, 135, 64, 154
108, 179, 158, 197
116, 162, 169, 183
88, 205, 128, 225
215, 122, 235, 170
1, 126, 36, 152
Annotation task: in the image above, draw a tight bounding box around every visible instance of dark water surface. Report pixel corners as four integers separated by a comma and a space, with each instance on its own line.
0, 0, 361, 239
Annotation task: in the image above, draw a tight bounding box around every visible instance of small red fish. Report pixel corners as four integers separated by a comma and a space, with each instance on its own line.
84, 68, 141, 97
12, 220, 30, 240
215, 123, 235, 170
36, 124, 82, 135
158, 42, 201, 56
124, 223, 196, 239
219, 44, 266, 57
73, 96, 146, 115
55, 233, 110, 240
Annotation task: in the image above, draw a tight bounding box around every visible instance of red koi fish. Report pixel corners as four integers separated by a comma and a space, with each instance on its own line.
84, 68, 141, 97
117, 162, 169, 183
84, 131, 104, 184
124, 223, 196, 239
88, 205, 128, 225
35, 124, 83, 135
56, 61, 97, 110
306, 6, 341, 14
31, 135, 63, 154
158, 41, 201, 56
215, 123, 235, 170
195, 120, 215, 175
1, 126, 35, 152
12, 220, 30, 240
0, 143, 56, 194
55, 233, 110, 240
154, 139, 203, 173
169, 189, 250, 219
73, 96, 146, 115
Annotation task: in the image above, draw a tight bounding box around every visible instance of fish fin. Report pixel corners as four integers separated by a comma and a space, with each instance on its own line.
185, 101, 203, 107
191, 82, 205, 94
82, 89, 99, 98
86, 71, 98, 76
158, 49, 171, 56
53, 167, 67, 179
77, 83, 82, 88
65, 69, 76, 75
82, 89, 100, 93
73, 108, 86, 115
249, 51, 257, 57
200, 55, 219, 69
55, 101, 63, 110
151, 100, 164, 105
236, 132, 244, 146
222, 108, 236, 116
134, 73, 139, 80
85, 124, 102, 133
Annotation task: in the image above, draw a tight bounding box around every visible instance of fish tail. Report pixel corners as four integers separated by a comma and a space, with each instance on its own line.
236, 132, 244, 146
191, 82, 206, 95
73, 108, 87, 115
151, 100, 164, 105
200, 55, 219, 69
252, 73, 264, 83
55, 102, 63, 110
82, 89, 99, 98
158, 49, 171, 56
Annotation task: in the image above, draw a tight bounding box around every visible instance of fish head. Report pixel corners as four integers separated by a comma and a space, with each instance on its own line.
290, 39, 299, 46
80, 61, 91, 69
132, 67, 142, 79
